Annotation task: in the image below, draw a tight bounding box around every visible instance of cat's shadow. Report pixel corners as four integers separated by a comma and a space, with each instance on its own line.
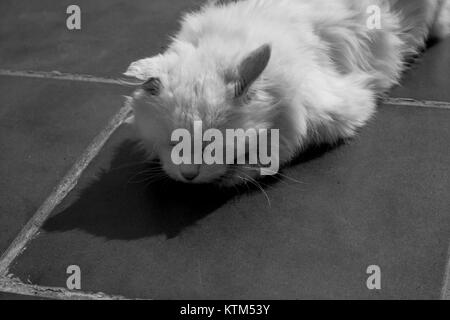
43, 140, 239, 240
43, 139, 339, 240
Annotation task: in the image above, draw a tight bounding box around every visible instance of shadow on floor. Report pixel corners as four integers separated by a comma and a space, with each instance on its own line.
43, 139, 340, 240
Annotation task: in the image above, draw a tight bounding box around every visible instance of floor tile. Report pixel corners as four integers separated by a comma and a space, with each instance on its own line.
0, 0, 202, 77
0, 77, 130, 254
7, 104, 450, 299
390, 38, 450, 102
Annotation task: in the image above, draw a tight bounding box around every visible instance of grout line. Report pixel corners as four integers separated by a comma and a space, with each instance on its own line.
440, 243, 450, 300
0, 276, 132, 300
0, 69, 141, 86
382, 97, 450, 110
0, 98, 133, 277
2, 69, 450, 110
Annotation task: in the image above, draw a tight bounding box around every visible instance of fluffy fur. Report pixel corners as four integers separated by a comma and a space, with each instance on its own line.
126, 0, 450, 186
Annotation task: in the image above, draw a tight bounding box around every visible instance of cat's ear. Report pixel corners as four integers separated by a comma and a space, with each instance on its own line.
125, 56, 163, 95
234, 43, 271, 97
141, 77, 162, 96
124, 55, 162, 81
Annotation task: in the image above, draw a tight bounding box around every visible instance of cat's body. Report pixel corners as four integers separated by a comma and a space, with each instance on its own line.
126, 0, 450, 186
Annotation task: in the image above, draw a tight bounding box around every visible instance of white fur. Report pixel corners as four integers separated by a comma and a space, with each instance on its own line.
126, 0, 450, 186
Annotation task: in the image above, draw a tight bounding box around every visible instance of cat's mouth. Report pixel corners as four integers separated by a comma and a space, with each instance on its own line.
156, 161, 263, 187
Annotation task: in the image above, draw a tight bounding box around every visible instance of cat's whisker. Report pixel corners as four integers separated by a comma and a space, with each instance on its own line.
239, 165, 304, 185
271, 172, 304, 185
126, 168, 165, 185
236, 168, 273, 190
266, 173, 304, 191
236, 175, 250, 192
235, 169, 272, 205
137, 172, 166, 184
124, 169, 164, 182
130, 175, 160, 185
144, 174, 169, 188
110, 160, 162, 172
238, 175, 271, 207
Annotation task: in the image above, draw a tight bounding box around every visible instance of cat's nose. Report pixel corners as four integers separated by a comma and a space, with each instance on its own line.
180, 165, 200, 181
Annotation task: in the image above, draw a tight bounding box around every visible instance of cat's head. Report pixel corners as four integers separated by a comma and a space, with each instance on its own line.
124, 42, 280, 186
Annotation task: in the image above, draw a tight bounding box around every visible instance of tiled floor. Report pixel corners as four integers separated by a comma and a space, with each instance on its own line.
1, 1, 450, 300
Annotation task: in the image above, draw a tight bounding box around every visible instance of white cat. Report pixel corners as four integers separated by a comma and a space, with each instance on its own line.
125, 0, 450, 186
